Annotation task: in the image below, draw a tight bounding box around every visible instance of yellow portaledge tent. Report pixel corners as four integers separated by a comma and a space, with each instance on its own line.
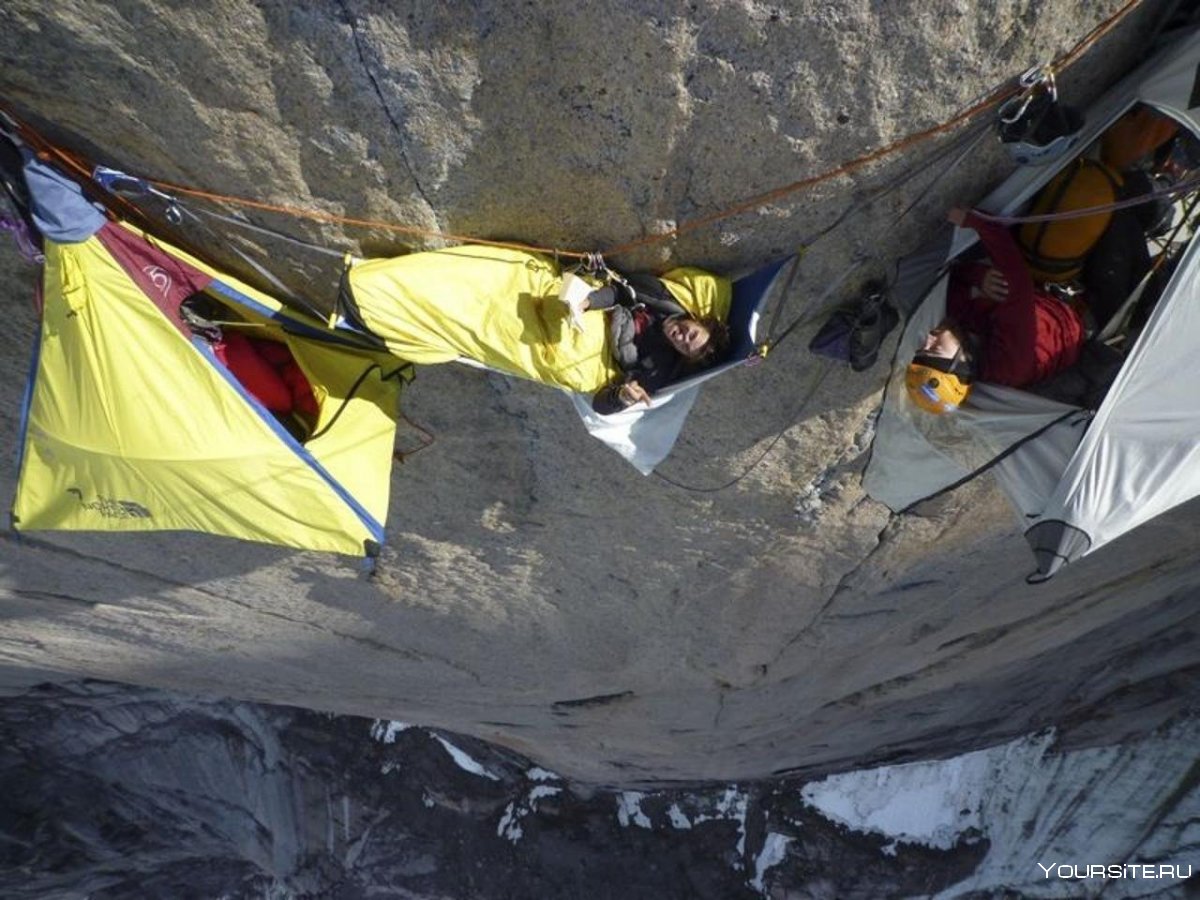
13, 156, 404, 557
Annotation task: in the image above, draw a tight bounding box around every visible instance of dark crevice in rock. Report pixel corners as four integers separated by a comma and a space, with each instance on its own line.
552, 690, 634, 711
757, 514, 896, 682
336, 0, 436, 212
12, 590, 99, 607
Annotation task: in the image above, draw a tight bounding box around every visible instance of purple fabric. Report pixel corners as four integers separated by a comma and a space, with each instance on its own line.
0, 213, 43, 263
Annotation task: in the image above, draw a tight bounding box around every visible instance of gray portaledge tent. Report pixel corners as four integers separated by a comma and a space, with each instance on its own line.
864, 26, 1200, 582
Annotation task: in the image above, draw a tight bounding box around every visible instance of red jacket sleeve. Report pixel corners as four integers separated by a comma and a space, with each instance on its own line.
963, 211, 1040, 387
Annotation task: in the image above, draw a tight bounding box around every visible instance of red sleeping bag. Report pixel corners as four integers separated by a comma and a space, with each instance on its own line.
213, 333, 319, 417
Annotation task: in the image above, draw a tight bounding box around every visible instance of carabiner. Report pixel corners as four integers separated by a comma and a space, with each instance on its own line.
1018, 65, 1048, 89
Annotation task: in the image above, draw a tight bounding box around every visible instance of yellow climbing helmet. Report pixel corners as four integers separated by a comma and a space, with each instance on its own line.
905, 360, 972, 415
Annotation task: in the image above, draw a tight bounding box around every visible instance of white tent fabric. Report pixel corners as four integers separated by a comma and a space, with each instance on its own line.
1028, 231, 1200, 577
865, 25, 1200, 579
867, 270, 1088, 514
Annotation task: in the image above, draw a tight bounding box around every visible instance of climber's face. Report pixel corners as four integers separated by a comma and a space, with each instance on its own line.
664, 317, 711, 359
921, 322, 962, 360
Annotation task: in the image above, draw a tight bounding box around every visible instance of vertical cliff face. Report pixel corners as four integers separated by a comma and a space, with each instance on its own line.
2, 0, 1199, 786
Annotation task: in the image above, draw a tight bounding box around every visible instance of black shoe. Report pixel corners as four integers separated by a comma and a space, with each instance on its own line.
849, 290, 899, 371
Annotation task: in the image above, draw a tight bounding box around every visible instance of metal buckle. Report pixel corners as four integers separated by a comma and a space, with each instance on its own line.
1045, 281, 1081, 302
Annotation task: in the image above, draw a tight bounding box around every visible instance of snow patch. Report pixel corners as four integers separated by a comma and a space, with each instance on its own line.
667, 803, 692, 829
800, 735, 1019, 849
529, 785, 562, 802
496, 782, 562, 844
497, 802, 523, 844
369, 720, 411, 744
527, 766, 560, 782
616, 791, 653, 829
693, 787, 749, 857
432, 735, 500, 781
749, 832, 794, 894
792, 722, 1200, 897
930, 723, 1200, 898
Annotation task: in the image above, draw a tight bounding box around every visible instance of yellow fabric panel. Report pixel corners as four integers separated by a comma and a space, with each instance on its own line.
289, 341, 402, 527
347, 246, 621, 393
16, 433, 376, 554
122, 220, 402, 546
14, 238, 384, 556
1018, 159, 1120, 283
659, 267, 732, 322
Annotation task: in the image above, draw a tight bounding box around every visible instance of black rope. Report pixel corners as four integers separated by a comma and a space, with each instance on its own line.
307, 362, 413, 442
979, 170, 1200, 226
764, 119, 992, 352
394, 408, 437, 461
653, 358, 837, 493
769, 252, 871, 351
652, 134, 976, 494
890, 119, 992, 225
92, 171, 334, 323
896, 408, 1089, 515
191, 204, 348, 258
173, 204, 331, 322
761, 250, 806, 346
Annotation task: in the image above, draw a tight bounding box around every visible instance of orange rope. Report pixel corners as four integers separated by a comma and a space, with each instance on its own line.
1, 0, 1143, 259
144, 177, 592, 259
18, 130, 147, 225
603, 84, 1020, 258
1056, 0, 1146, 72
602, 0, 1145, 257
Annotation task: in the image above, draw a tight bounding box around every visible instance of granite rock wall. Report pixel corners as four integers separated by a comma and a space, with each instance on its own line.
1, 0, 1197, 783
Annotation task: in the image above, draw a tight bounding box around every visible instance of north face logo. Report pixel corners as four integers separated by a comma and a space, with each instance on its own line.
66, 488, 152, 519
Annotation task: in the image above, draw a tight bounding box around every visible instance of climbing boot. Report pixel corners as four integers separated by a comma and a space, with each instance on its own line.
848, 288, 899, 371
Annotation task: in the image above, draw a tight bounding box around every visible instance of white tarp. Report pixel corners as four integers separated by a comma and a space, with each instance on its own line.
866, 275, 1084, 515
570, 382, 702, 475
1025, 26, 1200, 576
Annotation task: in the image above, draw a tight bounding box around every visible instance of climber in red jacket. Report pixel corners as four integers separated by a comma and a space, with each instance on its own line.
906, 207, 1087, 415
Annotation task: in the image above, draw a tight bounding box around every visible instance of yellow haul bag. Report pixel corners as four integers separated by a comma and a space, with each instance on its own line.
1018, 159, 1121, 283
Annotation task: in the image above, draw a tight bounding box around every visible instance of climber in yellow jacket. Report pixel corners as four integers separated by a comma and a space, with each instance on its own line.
341, 245, 731, 408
